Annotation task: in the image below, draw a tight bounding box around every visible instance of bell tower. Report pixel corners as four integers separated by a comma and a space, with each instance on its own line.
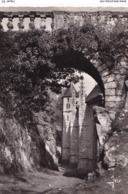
79, 76, 86, 137
62, 83, 79, 164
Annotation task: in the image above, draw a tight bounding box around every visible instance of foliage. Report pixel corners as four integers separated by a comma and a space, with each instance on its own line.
112, 109, 128, 133
52, 18, 128, 71
0, 17, 128, 128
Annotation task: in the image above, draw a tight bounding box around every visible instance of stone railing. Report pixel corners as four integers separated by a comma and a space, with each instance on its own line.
0, 11, 128, 31
0, 12, 53, 31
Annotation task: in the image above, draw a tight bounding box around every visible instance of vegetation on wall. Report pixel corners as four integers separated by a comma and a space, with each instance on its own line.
0, 18, 127, 119
0, 17, 128, 172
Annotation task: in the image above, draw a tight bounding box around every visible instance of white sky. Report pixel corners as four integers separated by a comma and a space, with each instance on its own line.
0, 0, 128, 7
75, 73, 97, 95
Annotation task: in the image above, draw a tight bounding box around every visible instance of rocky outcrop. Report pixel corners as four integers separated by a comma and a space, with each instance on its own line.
94, 106, 128, 172
104, 131, 128, 169
93, 106, 113, 147
0, 107, 58, 174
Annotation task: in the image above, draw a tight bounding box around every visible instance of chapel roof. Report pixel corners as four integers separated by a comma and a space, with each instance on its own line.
63, 83, 79, 98
86, 85, 103, 103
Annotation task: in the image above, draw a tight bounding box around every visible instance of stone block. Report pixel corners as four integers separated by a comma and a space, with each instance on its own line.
98, 64, 107, 72
105, 101, 121, 110
107, 74, 116, 82
90, 59, 103, 68
100, 70, 109, 77
105, 95, 122, 102
104, 82, 117, 89
102, 74, 115, 83
115, 89, 123, 96
115, 74, 125, 80
105, 89, 116, 96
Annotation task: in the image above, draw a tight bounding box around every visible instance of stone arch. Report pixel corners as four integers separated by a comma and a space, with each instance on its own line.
53, 50, 118, 112
59, 51, 120, 173
90, 58, 117, 111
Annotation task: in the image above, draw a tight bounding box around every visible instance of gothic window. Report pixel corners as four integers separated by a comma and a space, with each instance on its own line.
67, 115, 69, 120
66, 103, 70, 109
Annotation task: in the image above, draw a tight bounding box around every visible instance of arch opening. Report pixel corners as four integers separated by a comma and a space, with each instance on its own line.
53, 50, 105, 97
54, 49, 106, 176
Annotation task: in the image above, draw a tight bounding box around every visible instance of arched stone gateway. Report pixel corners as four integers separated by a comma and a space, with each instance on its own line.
53, 50, 125, 114
1, 9, 128, 174
0, 10, 127, 114
60, 54, 116, 174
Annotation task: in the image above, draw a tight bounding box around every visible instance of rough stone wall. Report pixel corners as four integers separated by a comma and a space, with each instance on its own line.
78, 105, 95, 174
0, 107, 58, 174
94, 106, 128, 172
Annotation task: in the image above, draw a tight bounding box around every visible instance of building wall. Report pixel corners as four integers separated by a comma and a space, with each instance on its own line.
78, 105, 96, 174
62, 97, 72, 163
62, 83, 103, 174
70, 106, 79, 166
62, 95, 80, 165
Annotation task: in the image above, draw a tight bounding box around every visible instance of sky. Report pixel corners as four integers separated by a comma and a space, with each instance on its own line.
75, 73, 97, 95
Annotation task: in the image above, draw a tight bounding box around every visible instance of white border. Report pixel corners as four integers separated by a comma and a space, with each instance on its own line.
0, 0, 128, 7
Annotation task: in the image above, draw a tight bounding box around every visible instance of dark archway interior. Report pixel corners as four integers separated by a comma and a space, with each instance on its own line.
53, 50, 105, 96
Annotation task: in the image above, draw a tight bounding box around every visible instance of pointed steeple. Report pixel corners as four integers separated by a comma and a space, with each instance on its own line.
79, 76, 86, 137
79, 76, 86, 102
63, 83, 79, 98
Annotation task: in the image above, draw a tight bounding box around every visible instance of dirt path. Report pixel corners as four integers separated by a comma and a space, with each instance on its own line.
0, 166, 127, 194
0, 166, 83, 194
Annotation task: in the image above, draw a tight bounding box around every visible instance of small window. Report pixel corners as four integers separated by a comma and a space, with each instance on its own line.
66, 103, 70, 109
67, 115, 69, 120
